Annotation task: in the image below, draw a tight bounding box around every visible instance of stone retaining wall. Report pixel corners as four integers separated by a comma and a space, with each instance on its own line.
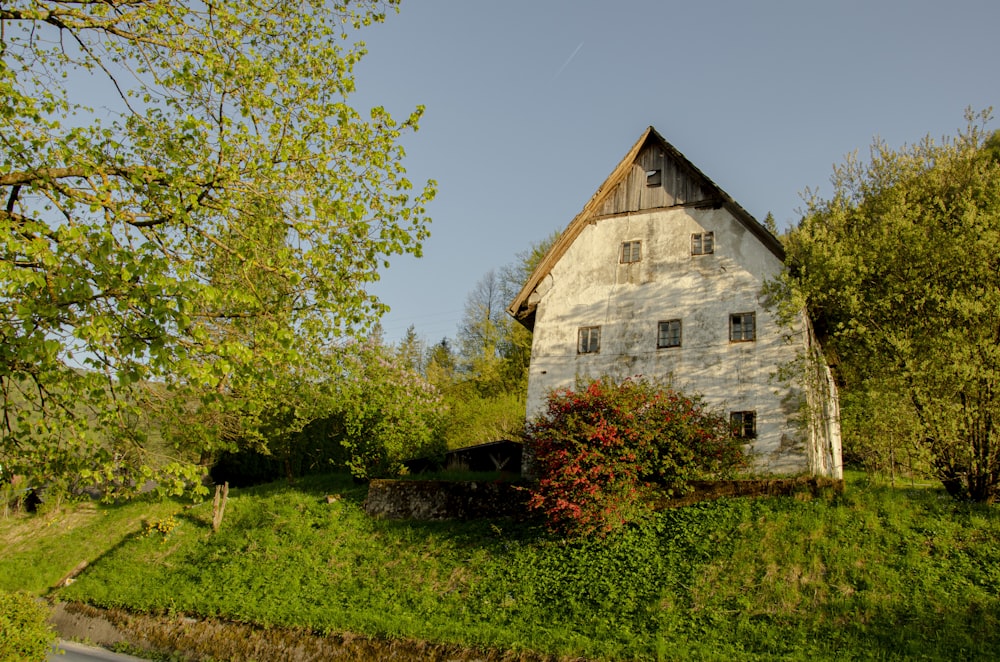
364, 476, 844, 521
652, 476, 844, 509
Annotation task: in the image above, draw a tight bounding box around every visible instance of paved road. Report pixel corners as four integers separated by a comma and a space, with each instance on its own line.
50, 641, 151, 662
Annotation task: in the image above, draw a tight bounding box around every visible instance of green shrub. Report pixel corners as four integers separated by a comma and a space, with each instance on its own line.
210, 340, 448, 485
331, 340, 447, 479
439, 390, 525, 450
525, 377, 746, 537
0, 591, 56, 662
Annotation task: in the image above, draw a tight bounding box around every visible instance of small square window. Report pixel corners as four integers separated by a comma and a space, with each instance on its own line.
657, 319, 682, 348
620, 240, 642, 264
578, 326, 601, 354
692, 232, 715, 255
730, 411, 757, 439
730, 312, 756, 342
645, 169, 662, 187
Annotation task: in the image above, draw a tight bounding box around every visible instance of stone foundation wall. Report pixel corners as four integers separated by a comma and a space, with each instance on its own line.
651, 476, 844, 509
364, 476, 844, 521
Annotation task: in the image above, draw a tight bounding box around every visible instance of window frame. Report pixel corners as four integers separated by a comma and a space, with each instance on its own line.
729, 312, 756, 342
577, 326, 601, 354
730, 411, 757, 439
691, 231, 715, 256
620, 240, 642, 264
657, 319, 682, 349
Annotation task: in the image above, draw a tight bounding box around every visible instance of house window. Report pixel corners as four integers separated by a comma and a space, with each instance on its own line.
620, 240, 642, 264
645, 169, 662, 187
731, 411, 757, 439
657, 319, 682, 348
578, 326, 601, 354
691, 232, 715, 255
730, 312, 756, 342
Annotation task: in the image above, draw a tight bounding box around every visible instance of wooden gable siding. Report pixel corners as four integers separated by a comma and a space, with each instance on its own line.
508, 126, 785, 330
597, 144, 711, 216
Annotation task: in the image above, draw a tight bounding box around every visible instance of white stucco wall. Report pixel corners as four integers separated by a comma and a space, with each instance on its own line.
525, 206, 818, 475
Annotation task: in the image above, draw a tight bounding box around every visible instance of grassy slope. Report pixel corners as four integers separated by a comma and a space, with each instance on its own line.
2, 473, 998, 661
0, 498, 184, 595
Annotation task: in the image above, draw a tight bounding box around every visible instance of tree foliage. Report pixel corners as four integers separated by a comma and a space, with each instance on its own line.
0, 590, 56, 662
525, 378, 745, 537
208, 335, 446, 485
456, 231, 558, 391
777, 110, 1000, 502
328, 338, 446, 479
431, 232, 557, 449
0, 1, 434, 495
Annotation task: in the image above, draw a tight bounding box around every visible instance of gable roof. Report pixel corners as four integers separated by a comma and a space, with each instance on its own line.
507, 126, 785, 330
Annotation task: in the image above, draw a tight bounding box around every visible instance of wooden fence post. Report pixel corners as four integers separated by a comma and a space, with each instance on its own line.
212, 482, 229, 533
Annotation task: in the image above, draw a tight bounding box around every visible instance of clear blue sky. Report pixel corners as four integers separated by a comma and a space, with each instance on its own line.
351, 0, 999, 344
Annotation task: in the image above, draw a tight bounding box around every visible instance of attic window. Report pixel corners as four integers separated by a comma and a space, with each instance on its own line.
578, 326, 601, 354
730, 312, 756, 342
645, 169, 662, 187
620, 240, 642, 264
730, 411, 757, 439
691, 232, 715, 255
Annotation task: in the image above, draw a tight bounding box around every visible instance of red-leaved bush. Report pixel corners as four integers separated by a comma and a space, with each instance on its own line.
525, 378, 746, 537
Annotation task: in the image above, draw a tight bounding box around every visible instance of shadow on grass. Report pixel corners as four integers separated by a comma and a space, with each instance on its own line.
368, 511, 550, 555
219, 472, 370, 505
864, 601, 1000, 658
741, 600, 1000, 660
39, 496, 189, 596
209, 471, 548, 551
47, 471, 1000, 661
842, 475, 1000, 524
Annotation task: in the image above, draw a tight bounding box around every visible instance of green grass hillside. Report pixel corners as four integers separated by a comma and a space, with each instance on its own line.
2, 473, 998, 660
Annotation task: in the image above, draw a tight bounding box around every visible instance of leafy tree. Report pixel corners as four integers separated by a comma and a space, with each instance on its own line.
0, 1, 434, 496
776, 110, 1000, 502
456, 268, 516, 394
213, 335, 446, 484
456, 231, 559, 392
329, 338, 446, 479
525, 378, 745, 537
838, 385, 929, 482
441, 232, 558, 448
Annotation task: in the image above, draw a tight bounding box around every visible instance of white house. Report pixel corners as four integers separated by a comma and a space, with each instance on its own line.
507, 127, 842, 478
